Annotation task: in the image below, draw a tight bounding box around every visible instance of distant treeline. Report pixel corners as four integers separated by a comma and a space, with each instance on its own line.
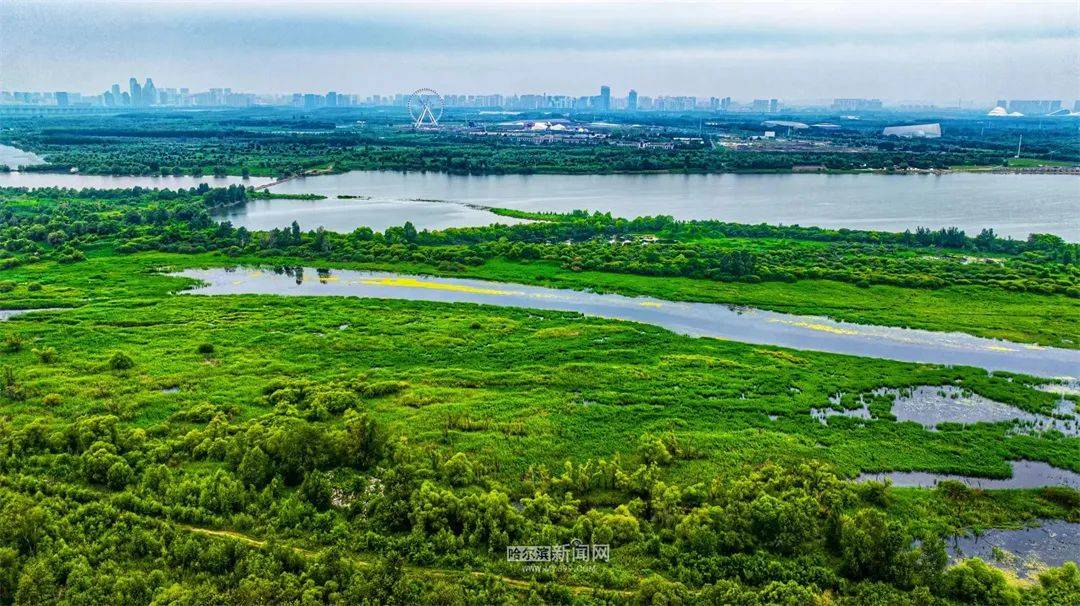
0, 186, 1075, 296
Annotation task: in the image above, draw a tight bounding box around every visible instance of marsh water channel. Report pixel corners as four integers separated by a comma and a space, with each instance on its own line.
170, 266, 1080, 569
173, 266, 1080, 378
857, 461, 1080, 490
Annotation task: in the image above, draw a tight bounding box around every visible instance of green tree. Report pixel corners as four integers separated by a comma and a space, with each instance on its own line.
238, 446, 273, 488
14, 559, 58, 606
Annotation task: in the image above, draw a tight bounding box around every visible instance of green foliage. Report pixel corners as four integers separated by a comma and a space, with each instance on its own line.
3, 333, 23, 353
939, 559, 1020, 605
0, 182, 1074, 603
108, 351, 135, 370
31, 346, 57, 363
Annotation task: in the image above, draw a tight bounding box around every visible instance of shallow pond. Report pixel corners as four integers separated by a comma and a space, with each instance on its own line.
857, 460, 1080, 489
1033, 379, 1080, 397
173, 267, 1080, 378
0, 308, 63, 320
949, 520, 1080, 579
0, 144, 46, 169
886, 386, 1079, 436
811, 392, 871, 425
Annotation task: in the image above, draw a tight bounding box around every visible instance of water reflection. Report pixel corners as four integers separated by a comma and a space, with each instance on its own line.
949, 520, 1080, 579
1, 167, 1077, 239
210, 196, 529, 232
265, 170, 1080, 240
0, 171, 270, 190
173, 266, 1080, 378
0, 144, 46, 169
886, 386, 1079, 436
0, 308, 63, 320
857, 460, 1080, 489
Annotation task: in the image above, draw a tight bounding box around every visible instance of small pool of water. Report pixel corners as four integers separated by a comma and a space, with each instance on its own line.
857, 460, 1080, 489
1033, 379, 1080, 397
0, 144, 46, 169
171, 267, 1080, 378
811, 392, 872, 425
886, 386, 1078, 436
949, 520, 1080, 579
0, 308, 64, 320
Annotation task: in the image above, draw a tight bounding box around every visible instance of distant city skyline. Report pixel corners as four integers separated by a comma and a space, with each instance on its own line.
10, 76, 1077, 114
5, 77, 1077, 115
2, 1, 1077, 103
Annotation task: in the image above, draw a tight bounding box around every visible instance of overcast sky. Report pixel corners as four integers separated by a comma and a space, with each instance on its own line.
2, 1, 1077, 103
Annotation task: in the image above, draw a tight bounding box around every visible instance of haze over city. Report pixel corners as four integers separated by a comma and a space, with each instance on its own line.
2, 0, 1078, 103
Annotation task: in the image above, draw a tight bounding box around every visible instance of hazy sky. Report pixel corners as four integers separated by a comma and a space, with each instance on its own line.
2, 0, 1078, 102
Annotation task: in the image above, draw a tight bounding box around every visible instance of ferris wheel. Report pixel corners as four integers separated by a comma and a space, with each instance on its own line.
408, 88, 444, 128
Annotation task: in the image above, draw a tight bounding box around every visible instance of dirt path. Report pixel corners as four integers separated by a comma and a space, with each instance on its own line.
179, 524, 632, 597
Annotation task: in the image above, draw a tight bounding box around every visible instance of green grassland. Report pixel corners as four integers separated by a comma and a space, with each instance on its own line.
0, 187, 1077, 604
1, 252, 1074, 478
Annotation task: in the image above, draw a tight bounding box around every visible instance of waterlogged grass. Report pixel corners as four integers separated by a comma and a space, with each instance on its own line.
1, 251, 1076, 485
42, 246, 1072, 349
459, 259, 1080, 349
0, 249, 1077, 601
164, 252, 1078, 349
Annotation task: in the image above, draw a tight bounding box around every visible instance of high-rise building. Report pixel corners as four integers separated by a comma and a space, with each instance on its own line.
832, 98, 882, 111
129, 78, 142, 106
769, 98, 779, 113
326, 91, 338, 107
627, 89, 637, 111
1006, 100, 1062, 115
142, 78, 157, 105
721, 97, 732, 111
54, 92, 70, 107
751, 99, 771, 112
599, 85, 611, 111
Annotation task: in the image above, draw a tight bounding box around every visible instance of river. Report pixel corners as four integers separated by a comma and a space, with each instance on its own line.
173, 267, 1080, 378
261, 171, 1080, 240
0, 167, 1076, 240
0, 170, 271, 190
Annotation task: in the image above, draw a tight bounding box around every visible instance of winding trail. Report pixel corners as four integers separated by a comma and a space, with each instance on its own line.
179, 524, 633, 597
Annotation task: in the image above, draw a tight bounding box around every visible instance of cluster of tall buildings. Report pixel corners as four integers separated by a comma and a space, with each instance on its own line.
831, 98, 883, 111
100, 77, 261, 108
431, 89, 746, 113
993, 99, 1071, 115
2, 81, 773, 113
14, 81, 1071, 115
100, 78, 157, 107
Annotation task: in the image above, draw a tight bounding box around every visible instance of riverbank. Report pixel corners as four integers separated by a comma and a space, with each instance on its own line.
10, 163, 1079, 178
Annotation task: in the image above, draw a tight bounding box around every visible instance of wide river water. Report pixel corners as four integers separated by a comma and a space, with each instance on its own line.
1, 167, 1076, 239
174, 267, 1080, 378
